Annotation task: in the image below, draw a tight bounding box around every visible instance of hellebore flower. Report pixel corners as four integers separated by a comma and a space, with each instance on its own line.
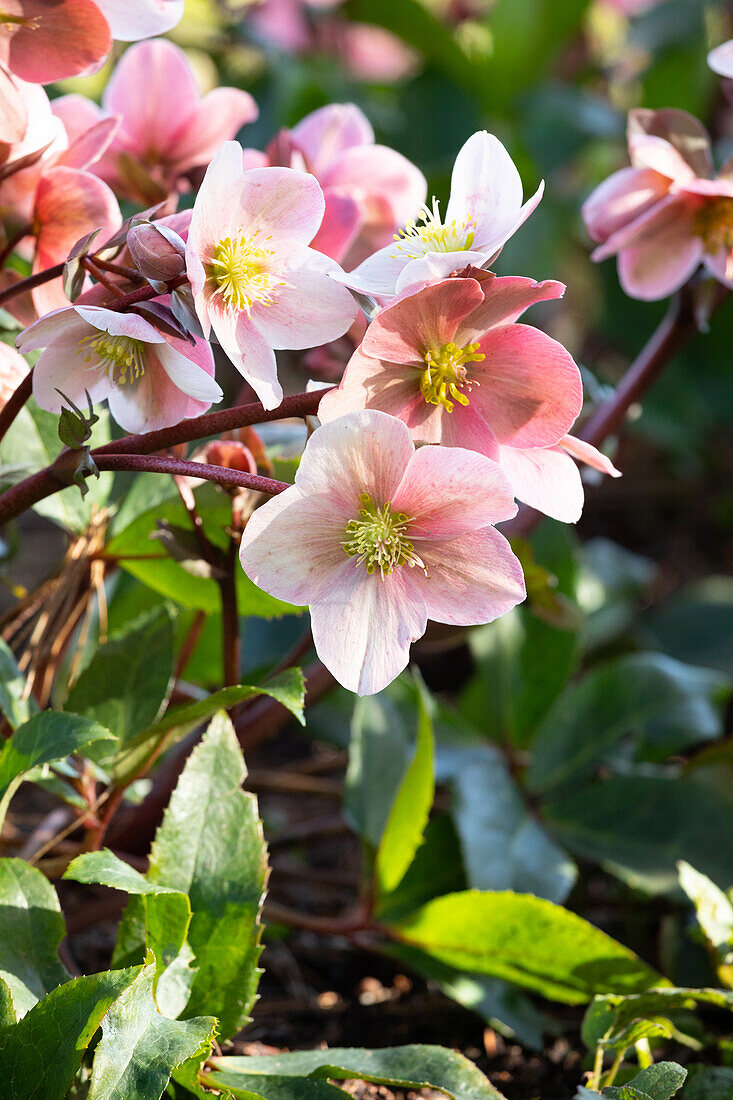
17, 304, 222, 434
583, 108, 733, 299
243, 103, 426, 267
74, 39, 258, 203
337, 130, 544, 298
319, 274, 582, 456
240, 409, 525, 695
186, 140, 358, 409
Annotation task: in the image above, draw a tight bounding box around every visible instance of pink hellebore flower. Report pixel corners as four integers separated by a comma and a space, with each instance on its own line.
17, 304, 222, 434
240, 409, 526, 695
338, 130, 544, 298
583, 108, 733, 299
243, 103, 427, 268
319, 273, 583, 456
70, 39, 258, 203
186, 140, 358, 410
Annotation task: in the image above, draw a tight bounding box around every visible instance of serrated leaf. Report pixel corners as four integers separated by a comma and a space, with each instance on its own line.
88, 960, 216, 1100
388, 891, 664, 1004
0, 712, 114, 831
0, 859, 68, 1018
0, 637, 36, 730
207, 1045, 509, 1100
604, 1063, 686, 1100
65, 606, 174, 754
124, 712, 268, 1040
0, 964, 141, 1098
375, 678, 434, 898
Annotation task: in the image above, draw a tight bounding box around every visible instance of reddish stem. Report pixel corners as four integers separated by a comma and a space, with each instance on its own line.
0, 263, 64, 309
95, 453, 289, 495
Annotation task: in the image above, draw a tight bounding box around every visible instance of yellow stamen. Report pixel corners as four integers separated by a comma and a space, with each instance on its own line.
694, 197, 733, 255
343, 492, 425, 578
394, 196, 476, 257
79, 332, 146, 386
420, 341, 484, 413
209, 233, 281, 313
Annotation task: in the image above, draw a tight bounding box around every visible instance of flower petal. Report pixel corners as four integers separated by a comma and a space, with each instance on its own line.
615, 201, 703, 301
362, 277, 484, 364
582, 166, 671, 244
321, 143, 427, 228
0, 0, 111, 84
32, 332, 110, 413
224, 310, 282, 410
238, 166, 325, 247
318, 347, 420, 424
445, 130, 523, 243
187, 141, 247, 263
155, 341, 223, 404
16, 307, 85, 352
74, 304, 163, 342
418, 526, 526, 627
499, 444, 584, 523
708, 39, 733, 79
93, 0, 184, 40
291, 103, 374, 177
310, 190, 362, 262
250, 249, 357, 349
455, 274, 565, 341
560, 434, 621, 477
172, 87, 259, 174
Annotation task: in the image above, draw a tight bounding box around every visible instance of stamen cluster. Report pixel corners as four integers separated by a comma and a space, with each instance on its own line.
694, 198, 733, 255
342, 492, 425, 577
80, 332, 146, 386
395, 197, 476, 256
210, 234, 278, 313
420, 341, 484, 412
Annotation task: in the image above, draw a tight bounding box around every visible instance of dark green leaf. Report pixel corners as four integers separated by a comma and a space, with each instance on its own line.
0, 858, 68, 1018
388, 890, 663, 1004
202, 1073, 346, 1100
87, 960, 216, 1100
344, 690, 414, 849
0, 637, 36, 730
679, 1067, 733, 1099
0, 964, 141, 1099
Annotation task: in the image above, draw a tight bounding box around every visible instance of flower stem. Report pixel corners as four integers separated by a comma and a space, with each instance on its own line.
94, 453, 289, 495
0, 263, 65, 309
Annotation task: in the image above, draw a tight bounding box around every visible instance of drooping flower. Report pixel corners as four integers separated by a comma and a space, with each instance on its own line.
242, 102, 426, 267
336, 130, 544, 298
240, 409, 525, 695
583, 108, 733, 299
319, 273, 582, 454
68, 39, 258, 204
186, 140, 358, 409
17, 303, 222, 434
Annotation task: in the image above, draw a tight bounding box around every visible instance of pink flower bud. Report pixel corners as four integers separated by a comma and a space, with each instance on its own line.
127, 221, 186, 283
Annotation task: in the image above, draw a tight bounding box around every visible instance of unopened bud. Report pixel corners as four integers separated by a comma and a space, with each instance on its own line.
204, 440, 257, 475
127, 221, 186, 283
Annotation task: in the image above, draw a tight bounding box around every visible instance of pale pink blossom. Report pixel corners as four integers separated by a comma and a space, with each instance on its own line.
708, 40, 733, 80
583, 108, 733, 299
240, 409, 525, 695
337, 130, 544, 299
186, 140, 358, 409
0, 340, 28, 407
70, 40, 258, 204
243, 103, 426, 267
319, 273, 582, 455
92, 0, 184, 41
0, 64, 29, 145
497, 435, 621, 524
17, 304, 221, 434
0, 80, 67, 221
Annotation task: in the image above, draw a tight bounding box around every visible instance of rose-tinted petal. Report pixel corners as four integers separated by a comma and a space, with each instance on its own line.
310, 190, 362, 262
0, 64, 27, 144
393, 444, 517, 537
455, 275, 565, 342
251, 249, 357, 350
560, 434, 621, 477
75, 304, 162, 342
473, 323, 582, 447
16, 306, 84, 352
0, 0, 111, 84
703, 247, 733, 287
0, 340, 28, 406
172, 87, 258, 174
216, 308, 282, 410
417, 400, 500, 458
295, 408, 415, 514
187, 142, 247, 264
582, 166, 671, 244
393, 249, 489, 297
499, 444, 584, 523
417, 526, 526, 627
56, 115, 119, 171
291, 103, 374, 177
615, 202, 703, 301
106, 352, 194, 433
239, 166, 325, 246
322, 143, 427, 228
94, 0, 184, 40
155, 341, 223, 404
32, 330, 110, 413
318, 348, 418, 423
628, 133, 696, 182
362, 277, 484, 364
337, 243, 411, 297
51, 93, 103, 145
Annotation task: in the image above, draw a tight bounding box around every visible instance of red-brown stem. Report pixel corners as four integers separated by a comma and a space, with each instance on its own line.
94, 453, 289, 494
88, 256, 144, 281
0, 367, 32, 446
0, 262, 64, 308
218, 535, 240, 687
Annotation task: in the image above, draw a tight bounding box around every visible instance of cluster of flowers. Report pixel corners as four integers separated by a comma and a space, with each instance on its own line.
3, 20, 731, 695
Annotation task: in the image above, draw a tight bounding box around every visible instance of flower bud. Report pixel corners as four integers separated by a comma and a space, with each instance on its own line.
127, 221, 186, 283
204, 440, 257, 475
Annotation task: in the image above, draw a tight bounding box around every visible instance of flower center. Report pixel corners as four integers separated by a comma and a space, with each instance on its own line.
420, 341, 484, 413
394, 197, 476, 256
0, 12, 41, 29
80, 332, 146, 386
694, 197, 733, 254
210, 234, 279, 313
342, 492, 425, 577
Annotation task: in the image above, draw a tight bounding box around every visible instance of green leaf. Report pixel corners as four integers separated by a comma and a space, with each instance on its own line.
134, 712, 268, 1040
112, 669, 306, 785
0, 711, 114, 831
0, 858, 68, 1018
65, 606, 174, 753
207, 1045, 508, 1100
0, 637, 36, 730
202, 1073, 346, 1100
598, 1016, 674, 1054
604, 1063, 686, 1100
543, 772, 733, 895
375, 814, 466, 922
0, 977, 16, 1034
388, 890, 664, 1004
375, 678, 434, 897
528, 653, 727, 796
0, 964, 141, 1099
581, 987, 733, 1052
107, 492, 300, 618
64, 849, 194, 1020
87, 960, 216, 1100
677, 861, 733, 979
679, 1067, 733, 1099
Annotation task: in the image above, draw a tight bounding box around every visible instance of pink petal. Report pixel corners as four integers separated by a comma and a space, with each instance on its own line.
251, 249, 357, 351
321, 143, 427, 228
56, 116, 120, 172
318, 348, 420, 423
93, 0, 183, 40
708, 40, 733, 79
0, 0, 111, 84
0, 63, 27, 144
420, 400, 499, 458
445, 130, 523, 242
106, 353, 195, 433
291, 103, 374, 177
393, 444, 517, 537
337, 243, 411, 297
455, 274, 566, 342
311, 565, 427, 695
32, 330, 110, 413
16, 306, 85, 352
393, 249, 489, 297
187, 141, 246, 265
703, 248, 733, 287
0, 340, 28, 406
592, 192, 694, 260
51, 92, 104, 145
628, 133, 696, 182
216, 307, 281, 410
310, 190, 362, 262
171, 87, 258, 174
499, 444, 584, 523
155, 341, 223, 404
615, 202, 703, 300
560, 434, 621, 477
417, 526, 526, 627
239, 166, 325, 246
295, 409, 415, 514
75, 304, 163, 343
362, 277, 483, 365
582, 166, 671, 244
472, 323, 582, 447
103, 39, 199, 158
